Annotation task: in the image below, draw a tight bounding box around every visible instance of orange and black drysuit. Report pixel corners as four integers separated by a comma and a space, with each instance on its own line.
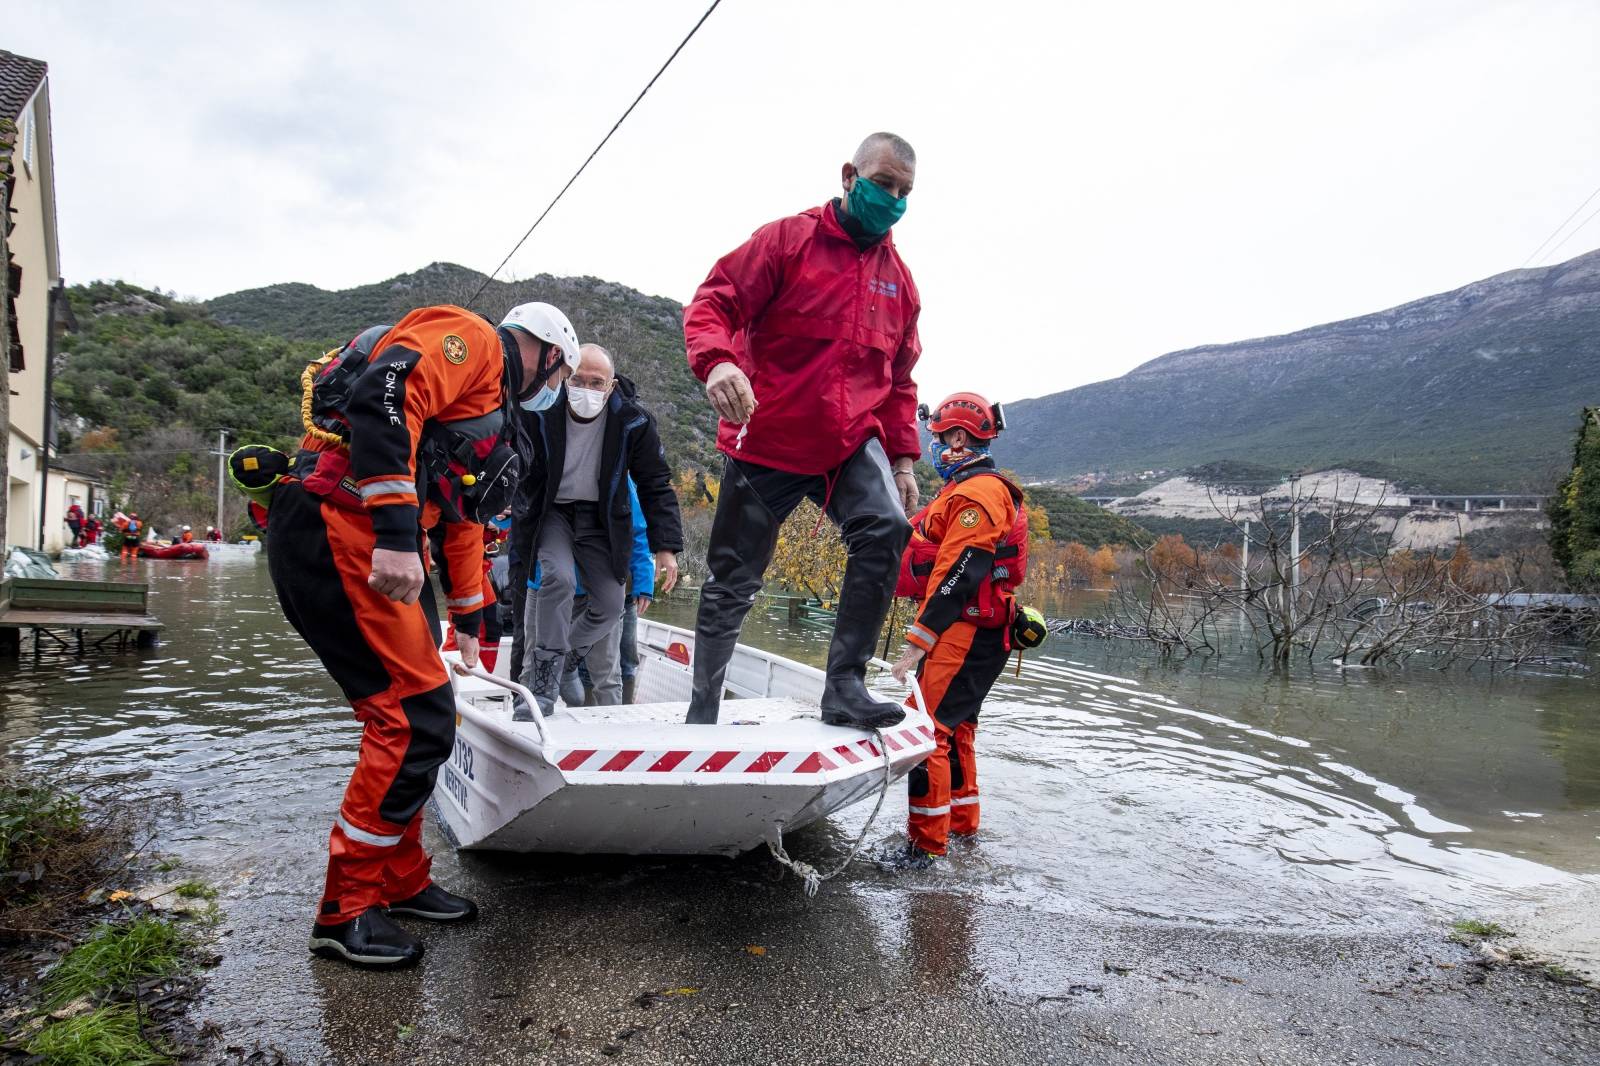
266, 305, 503, 925
896, 456, 1027, 855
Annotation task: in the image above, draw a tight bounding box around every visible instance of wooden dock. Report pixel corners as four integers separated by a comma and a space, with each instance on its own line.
0, 577, 162, 655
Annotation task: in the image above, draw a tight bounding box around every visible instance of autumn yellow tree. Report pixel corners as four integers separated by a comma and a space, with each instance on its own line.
1061, 541, 1095, 586
1148, 534, 1200, 583
769, 500, 848, 607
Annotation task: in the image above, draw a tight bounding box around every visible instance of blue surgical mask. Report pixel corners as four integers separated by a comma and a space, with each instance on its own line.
929, 438, 989, 480
520, 383, 560, 412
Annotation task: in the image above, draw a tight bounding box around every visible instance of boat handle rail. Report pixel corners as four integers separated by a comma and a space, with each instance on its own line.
867, 657, 930, 723
458, 666, 553, 748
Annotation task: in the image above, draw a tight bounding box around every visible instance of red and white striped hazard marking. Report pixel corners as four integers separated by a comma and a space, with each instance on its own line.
554, 724, 935, 775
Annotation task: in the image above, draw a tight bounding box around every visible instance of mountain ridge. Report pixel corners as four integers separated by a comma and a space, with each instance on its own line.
1003, 248, 1600, 493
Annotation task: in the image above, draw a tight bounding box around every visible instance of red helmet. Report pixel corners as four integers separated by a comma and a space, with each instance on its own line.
923, 391, 1004, 440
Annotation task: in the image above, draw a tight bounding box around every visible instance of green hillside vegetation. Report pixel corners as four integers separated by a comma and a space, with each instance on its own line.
1023, 485, 1150, 548
56, 282, 310, 448
49, 267, 724, 534
1548, 407, 1600, 587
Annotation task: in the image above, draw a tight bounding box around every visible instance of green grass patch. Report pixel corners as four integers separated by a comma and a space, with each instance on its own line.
152, 856, 180, 873
172, 880, 216, 901
1451, 918, 1512, 939
26, 1006, 173, 1066
0, 779, 85, 871
43, 918, 189, 1009
1543, 963, 1586, 985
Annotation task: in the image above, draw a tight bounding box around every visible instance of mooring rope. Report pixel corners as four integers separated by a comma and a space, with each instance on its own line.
765, 726, 893, 898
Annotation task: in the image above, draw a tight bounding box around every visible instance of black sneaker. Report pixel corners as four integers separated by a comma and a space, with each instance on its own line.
874, 840, 941, 871
309, 906, 423, 969
386, 883, 479, 923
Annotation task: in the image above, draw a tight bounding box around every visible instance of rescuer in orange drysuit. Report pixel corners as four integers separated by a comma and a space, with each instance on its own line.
885, 391, 1028, 869
266, 301, 579, 969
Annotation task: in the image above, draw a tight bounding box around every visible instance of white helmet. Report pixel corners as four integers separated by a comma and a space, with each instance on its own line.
499, 302, 580, 373
182, 525, 192, 531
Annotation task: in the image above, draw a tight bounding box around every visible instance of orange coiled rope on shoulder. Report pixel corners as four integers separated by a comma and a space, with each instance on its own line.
301, 351, 346, 446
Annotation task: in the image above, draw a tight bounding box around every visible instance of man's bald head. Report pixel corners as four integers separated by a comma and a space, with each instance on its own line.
843, 131, 915, 203
852, 132, 915, 171
576, 343, 614, 382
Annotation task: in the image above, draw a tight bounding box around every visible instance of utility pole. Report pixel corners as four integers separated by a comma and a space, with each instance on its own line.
1288, 474, 1302, 625
214, 429, 228, 536
1240, 519, 1249, 592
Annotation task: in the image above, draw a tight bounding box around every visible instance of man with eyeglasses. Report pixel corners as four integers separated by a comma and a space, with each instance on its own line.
510, 343, 683, 718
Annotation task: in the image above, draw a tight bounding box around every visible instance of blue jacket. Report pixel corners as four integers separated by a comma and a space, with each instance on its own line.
528, 479, 655, 596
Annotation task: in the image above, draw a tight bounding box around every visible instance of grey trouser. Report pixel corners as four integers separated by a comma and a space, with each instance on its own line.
619, 596, 640, 681
522, 501, 626, 680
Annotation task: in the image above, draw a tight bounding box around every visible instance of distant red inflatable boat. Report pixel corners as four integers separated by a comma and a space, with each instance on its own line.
139, 542, 209, 560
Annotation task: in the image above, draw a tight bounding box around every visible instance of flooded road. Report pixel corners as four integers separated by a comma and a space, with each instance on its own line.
3, 559, 1598, 1064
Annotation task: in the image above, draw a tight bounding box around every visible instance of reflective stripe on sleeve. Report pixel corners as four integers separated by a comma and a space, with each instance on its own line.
908, 624, 937, 646
909, 804, 950, 816
447, 593, 485, 610
335, 814, 403, 847
360, 479, 416, 500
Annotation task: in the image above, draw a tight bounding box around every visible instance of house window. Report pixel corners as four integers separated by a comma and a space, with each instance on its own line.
20, 99, 35, 176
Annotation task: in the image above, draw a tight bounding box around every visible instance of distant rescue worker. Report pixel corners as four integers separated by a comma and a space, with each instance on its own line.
265, 301, 579, 969
119, 513, 142, 562
65, 500, 85, 546
179, 525, 195, 543
683, 132, 922, 728
885, 392, 1030, 869
205, 525, 223, 543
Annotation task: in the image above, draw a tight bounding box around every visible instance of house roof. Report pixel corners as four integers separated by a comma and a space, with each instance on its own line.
0, 50, 48, 122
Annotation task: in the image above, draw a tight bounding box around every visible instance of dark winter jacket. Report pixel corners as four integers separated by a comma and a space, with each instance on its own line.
509, 375, 683, 589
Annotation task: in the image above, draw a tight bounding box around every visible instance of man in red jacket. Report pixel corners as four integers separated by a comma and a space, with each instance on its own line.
683, 132, 922, 728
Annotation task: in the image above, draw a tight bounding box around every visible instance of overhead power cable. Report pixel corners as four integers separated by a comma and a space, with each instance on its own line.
467, 0, 725, 306
1521, 179, 1600, 268
1533, 200, 1600, 268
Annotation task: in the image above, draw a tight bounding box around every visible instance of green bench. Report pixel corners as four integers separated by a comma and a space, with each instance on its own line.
0, 576, 163, 655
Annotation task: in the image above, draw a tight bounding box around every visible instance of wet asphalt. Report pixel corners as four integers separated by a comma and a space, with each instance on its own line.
195, 823, 1600, 1066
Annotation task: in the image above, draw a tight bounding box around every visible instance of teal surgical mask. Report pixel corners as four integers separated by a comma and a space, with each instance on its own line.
846, 173, 907, 236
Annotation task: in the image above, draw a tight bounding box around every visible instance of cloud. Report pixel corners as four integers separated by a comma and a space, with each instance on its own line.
9, 0, 1600, 406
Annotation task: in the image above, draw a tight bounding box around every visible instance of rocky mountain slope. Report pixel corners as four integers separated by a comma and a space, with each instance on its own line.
1003, 249, 1600, 493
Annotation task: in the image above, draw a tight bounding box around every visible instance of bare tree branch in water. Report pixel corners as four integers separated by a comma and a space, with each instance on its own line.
1107, 477, 1594, 670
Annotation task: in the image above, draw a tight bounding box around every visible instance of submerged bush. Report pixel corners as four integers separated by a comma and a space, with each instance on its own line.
0, 779, 85, 872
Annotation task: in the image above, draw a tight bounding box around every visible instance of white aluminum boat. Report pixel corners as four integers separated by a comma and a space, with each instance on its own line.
432, 619, 935, 857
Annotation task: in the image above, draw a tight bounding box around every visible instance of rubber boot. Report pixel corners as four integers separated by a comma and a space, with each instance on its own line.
386, 883, 478, 923
818, 442, 911, 730
309, 906, 423, 969
622, 676, 637, 705
686, 463, 780, 724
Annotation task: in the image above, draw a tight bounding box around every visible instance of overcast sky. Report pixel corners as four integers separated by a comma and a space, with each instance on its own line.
10, 0, 1600, 404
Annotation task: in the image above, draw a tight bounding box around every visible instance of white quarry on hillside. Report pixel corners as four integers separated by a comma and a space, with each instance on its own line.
1107, 469, 1403, 521
1104, 469, 1547, 552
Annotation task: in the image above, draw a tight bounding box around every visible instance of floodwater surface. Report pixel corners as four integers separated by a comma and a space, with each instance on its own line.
1, 559, 1597, 1062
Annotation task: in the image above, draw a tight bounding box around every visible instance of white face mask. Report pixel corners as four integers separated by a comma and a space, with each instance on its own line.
567, 385, 608, 419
